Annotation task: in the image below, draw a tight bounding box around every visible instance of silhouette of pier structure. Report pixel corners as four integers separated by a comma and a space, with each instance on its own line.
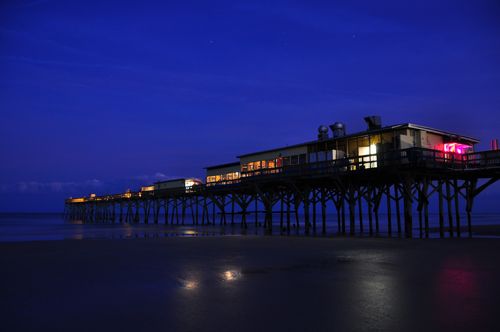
64, 118, 500, 238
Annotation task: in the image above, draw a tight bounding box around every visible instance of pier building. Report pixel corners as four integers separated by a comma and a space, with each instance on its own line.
64, 117, 500, 238
205, 162, 241, 186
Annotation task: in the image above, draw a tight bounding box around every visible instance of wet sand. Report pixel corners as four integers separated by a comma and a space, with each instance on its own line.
1, 235, 500, 332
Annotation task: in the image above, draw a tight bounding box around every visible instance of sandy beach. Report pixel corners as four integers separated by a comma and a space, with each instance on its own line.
1, 235, 500, 332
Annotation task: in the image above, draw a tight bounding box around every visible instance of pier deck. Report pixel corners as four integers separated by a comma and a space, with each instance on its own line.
64, 148, 500, 238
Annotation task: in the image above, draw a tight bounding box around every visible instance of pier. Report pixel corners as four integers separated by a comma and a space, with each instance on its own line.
64, 147, 500, 238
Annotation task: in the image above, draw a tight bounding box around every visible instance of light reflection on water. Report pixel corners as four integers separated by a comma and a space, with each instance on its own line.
1, 212, 499, 241
223, 270, 242, 281
432, 256, 485, 330
180, 280, 199, 290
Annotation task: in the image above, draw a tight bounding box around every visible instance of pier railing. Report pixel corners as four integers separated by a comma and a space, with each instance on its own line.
238, 147, 500, 182
66, 148, 500, 203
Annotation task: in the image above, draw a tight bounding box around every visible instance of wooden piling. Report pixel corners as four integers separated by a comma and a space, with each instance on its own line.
395, 184, 401, 235
387, 185, 392, 235
358, 194, 364, 233
367, 187, 373, 236
454, 179, 461, 237
438, 180, 444, 238
348, 182, 356, 236
446, 180, 454, 237
286, 192, 291, 235
321, 187, 326, 234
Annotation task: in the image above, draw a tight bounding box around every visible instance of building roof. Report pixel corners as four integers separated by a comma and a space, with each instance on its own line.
236, 122, 481, 158
155, 178, 185, 184
203, 161, 241, 170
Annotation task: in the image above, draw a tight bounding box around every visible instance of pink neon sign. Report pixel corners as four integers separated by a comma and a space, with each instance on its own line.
444, 143, 471, 154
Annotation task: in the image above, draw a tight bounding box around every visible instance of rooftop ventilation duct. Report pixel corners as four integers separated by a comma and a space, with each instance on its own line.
364, 116, 382, 130
329, 122, 346, 138
318, 125, 329, 140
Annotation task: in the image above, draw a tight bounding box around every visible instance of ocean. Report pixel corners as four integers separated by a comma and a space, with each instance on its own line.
1, 212, 500, 242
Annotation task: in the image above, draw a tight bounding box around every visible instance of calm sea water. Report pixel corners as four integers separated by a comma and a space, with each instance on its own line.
1, 212, 500, 242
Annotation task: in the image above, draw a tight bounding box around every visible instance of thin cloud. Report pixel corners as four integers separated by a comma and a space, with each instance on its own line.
0, 173, 199, 196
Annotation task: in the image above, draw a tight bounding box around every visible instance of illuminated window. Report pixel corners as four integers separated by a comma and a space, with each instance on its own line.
444, 143, 472, 154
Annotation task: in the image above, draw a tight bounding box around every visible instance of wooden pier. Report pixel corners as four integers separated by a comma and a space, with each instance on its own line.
63, 147, 500, 238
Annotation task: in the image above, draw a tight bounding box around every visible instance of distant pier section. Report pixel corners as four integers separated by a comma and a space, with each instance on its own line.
64, 117, 500, 238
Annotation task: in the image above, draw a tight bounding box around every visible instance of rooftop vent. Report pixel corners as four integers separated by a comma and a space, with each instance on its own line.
329, 122, 346, 138
318, 125, 329, 140
364, 116, 382, 131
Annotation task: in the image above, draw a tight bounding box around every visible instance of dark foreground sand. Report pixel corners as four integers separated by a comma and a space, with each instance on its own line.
1, 236, 500, 332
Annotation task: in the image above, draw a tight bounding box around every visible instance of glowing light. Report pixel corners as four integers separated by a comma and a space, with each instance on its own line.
181, 280, 198, 290
223, 270, 241, 281
185, 179, 202, 187
444, 143, 471, 154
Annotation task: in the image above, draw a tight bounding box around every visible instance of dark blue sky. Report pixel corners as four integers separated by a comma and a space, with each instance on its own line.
1, 0, 500, 212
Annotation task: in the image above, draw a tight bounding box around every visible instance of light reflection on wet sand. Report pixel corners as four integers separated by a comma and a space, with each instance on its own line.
2, 237, 500, 331
222, 270, 241, 281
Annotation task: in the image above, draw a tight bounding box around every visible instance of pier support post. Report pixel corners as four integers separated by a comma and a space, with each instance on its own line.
255, 196, 258, 228
421, 177, 429, 238
387, 185, 392, 235
454, 179, 461, 237
438, 179, 445, 238
321, 187, 326, 234
367, 186, 373, 236
446, 180, 454, 237
358, 194, 364, 233
395, 184, 401, 235
348, 182, 356, 236
280, 192, 284, 232
466, 180, 477, 237
304, 197, 310, 235
341, 192, 346, 234
403, 175, 413, 238
286, 192, 291, 234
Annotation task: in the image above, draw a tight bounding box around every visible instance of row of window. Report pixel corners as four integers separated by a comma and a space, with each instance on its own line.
241, 154, 307, 172
207, 172, 240, 183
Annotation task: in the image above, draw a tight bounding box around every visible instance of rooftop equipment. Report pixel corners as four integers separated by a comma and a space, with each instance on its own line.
364, 116, 382, 130
329, 122, 346, 137
318, 125, 329, 140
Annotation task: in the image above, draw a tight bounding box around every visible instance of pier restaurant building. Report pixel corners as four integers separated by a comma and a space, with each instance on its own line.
205, 117, 480, 186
